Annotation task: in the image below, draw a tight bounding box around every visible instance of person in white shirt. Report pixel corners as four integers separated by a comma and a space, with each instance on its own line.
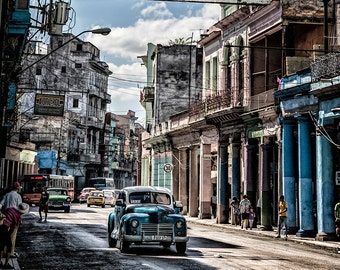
0, 182, 23, 258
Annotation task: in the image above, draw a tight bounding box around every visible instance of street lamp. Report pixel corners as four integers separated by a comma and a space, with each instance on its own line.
20, 27, 111, 73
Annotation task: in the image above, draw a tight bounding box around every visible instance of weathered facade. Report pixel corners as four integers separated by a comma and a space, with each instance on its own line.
141, 0, 340, 240
0, 0, 34, 188
102, 110, 141, 189
16, 34, 112, 192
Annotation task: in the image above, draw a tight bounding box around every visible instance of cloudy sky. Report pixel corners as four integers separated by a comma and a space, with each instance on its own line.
67, 0, 220, 126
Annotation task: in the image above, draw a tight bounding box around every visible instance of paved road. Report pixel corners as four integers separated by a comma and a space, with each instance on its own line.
12, 204, 340, 270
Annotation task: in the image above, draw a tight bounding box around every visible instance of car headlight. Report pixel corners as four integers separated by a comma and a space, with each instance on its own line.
176, 220, 184, 229
131, 219, 139, 228
66, 197, 71, 202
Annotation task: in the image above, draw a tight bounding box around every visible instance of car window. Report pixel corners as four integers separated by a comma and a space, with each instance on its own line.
48, 190, 67, 195
129, 192, 171, 205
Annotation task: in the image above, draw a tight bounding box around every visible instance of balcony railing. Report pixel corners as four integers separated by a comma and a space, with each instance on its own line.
248, 89, 275, 111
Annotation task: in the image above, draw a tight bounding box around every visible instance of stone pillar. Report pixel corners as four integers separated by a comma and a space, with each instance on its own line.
179, 148, 188, 215
188, 145, 199, 217
172, 149, 180, 201
217, 142, 229, 224
199, 143, 212, 219
231, 141, 241, 200
244, 144, 256, 206
260, 142, 273, 231
282, 118, 297, 233
296, 116, 314, 237
316, 134, 335, 240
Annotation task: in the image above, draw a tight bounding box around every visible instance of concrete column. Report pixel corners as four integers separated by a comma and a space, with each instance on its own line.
296, 116, 314, 237
188, 145, 199, 217
244, 144, 256, 206
260, 143, 273, 231
179, 148, 188, 215
172, 149, 180, 201
231, 141, 241, 200
199, 143, 212, 219
217, 142, 229, 224
316, 134, 335, 240
282, 118, 297, 233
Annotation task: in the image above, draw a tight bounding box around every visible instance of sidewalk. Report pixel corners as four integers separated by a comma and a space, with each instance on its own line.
186, 216, 340, 254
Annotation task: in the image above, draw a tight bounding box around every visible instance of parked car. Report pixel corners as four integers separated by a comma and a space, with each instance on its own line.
78, 187, 96, 204
87, 190, 106, 208
102, 190, 116, 207
47, 188, 71, 213
107, 186, 189, 254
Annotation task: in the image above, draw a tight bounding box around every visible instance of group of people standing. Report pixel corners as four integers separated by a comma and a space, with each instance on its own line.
230, 194, 256, 230
230, 194, 289, 237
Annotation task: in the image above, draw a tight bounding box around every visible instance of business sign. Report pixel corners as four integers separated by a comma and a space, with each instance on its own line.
34, 94, 65, 116
151, 0, 271, 4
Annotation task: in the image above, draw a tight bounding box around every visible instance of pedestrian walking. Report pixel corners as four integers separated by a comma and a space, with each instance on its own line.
230, 197, 241, 226
0, 181, 23, 258
39, 186, 49, 222
239, 194, 251, 229
248, 206, 256, 230
210, 190, 217, 219
256, 197, 261, 225
334, 200, 340, 238
0, 203, 29, 269
275, 195, 288, 239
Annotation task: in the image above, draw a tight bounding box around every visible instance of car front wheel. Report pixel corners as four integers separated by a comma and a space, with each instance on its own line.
176, 242, 186, 254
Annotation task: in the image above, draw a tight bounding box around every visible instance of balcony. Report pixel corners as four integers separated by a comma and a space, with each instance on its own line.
248, 89, 276, 111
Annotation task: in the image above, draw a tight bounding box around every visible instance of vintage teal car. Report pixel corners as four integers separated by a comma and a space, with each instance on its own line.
107, 186, 188, 254
47, 188, 71, 213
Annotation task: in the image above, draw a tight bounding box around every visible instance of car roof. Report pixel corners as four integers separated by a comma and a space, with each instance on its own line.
47, 188, 67, 190
123, 186, 171, 194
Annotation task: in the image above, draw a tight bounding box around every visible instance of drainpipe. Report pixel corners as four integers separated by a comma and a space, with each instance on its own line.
324, 0, 330, 53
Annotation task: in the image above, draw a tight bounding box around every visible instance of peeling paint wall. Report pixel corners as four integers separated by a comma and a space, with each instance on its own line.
154, 44, 203, 125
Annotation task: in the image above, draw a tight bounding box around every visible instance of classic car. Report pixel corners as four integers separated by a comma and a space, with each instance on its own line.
107, 186, 189, 254
47, 188, 71, 213
87, 190, 106, 208
78, 187, 96, 203
102, 190, 116, 207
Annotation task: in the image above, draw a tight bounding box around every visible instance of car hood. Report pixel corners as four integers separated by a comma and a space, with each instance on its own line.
125, 205, 175, 216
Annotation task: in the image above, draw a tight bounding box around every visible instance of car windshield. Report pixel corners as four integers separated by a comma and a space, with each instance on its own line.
90, 192, 103, 197
49, 190, 68, 195
129, 192, 171, 205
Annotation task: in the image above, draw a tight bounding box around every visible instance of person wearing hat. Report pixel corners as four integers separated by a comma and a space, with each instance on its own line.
0, 182, 23, 259
0, 203, 29, 269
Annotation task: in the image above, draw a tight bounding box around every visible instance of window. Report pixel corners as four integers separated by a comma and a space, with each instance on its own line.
73, 98, 79, 108
75, 63, 82, 68
205, 61, 211, 96
17, 0, 28, 9
36, 68, 42, 75
61, 66, 66, 73
76, 44, 83, 51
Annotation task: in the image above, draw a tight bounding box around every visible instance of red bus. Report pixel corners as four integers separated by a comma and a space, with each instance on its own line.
21, 174, 75, 205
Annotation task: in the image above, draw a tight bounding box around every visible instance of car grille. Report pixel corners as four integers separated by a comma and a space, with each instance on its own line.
51, 201, 63, 206
141, 223, 174, 236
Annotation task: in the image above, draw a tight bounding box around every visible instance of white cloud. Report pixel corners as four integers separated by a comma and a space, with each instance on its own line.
140, 2, 173, 18
84, 3, 220, 125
